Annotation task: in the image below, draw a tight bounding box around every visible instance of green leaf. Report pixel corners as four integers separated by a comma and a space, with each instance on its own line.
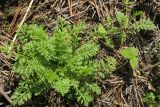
0, 42, 14, 58
120, 47, 138, 59
107, 56, 117, 72
106, 26, 119, 34
143, 92, 156, 105
17, 24, 48, 44
134, 19, 156, 31
97, 24, 107, 36
130, 57, 138, 70
72, 22, 86, 34
98, 57, 116, 77
54, 79, 71, 96
77, 91, 93, 106
106, 38, 114, 48
12, 90, 32, 106
97, 72, 105, 79
89, 84, 101, 95
76, 42, 99, 60
11, 81, 32, 106
120, 31, 127, 44
132, 11, 144, 17
116, 11, 129, 28
106, 16, 112, 26
120, 47, 138, 70
46, 71, 58, 84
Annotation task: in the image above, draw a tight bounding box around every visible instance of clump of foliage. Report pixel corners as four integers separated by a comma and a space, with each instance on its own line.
143, 92, 156, 107
92, 0, 156, 73
0, 42, 15, 58
11, 18, 116, 106
95, 0, 156, 48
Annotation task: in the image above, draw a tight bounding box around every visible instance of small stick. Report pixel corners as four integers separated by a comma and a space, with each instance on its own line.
68, 0, 72, 16
140, 62, 160, 71
8, 0, 34, 53
0, 86, 13, 104
0, 78, 12, 104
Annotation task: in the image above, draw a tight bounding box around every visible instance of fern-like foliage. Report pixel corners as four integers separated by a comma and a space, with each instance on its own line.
94, 0, 156, 48
134, 19, 156, 31
12, 17, 113, 106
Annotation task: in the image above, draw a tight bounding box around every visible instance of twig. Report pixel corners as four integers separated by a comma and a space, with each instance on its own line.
140, 62, 160, 71
0, 78, 13, 105
0, 87, 13, 104
68, 0, 72, 16
8, 0, 34, 53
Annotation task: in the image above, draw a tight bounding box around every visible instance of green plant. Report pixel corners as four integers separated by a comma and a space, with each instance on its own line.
0, 42, 15, 58
94, 0, 156, 48
11, 18, 116, 106
143, 92, 156, 107
91, 0, 156, 74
